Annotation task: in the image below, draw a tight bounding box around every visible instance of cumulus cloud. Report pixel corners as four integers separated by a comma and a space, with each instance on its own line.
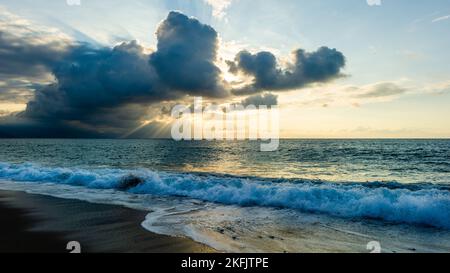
1, 11, 232, 137
26, 41, 161, 116
24, 11, 229, 120
22, 41, 162, 127
0, 9, 346, 138
228, 47, 346, 95
150, 11, 227, 98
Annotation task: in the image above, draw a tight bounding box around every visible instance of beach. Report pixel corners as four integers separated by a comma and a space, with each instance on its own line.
2, 187, 450, 253
0, 190, 214, 253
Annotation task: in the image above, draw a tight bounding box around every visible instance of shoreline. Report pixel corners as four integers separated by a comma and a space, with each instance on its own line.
1, 186, 450, 253
0, 190, 215, 253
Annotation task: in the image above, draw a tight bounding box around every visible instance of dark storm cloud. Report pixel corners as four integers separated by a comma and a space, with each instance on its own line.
0, 115, 108, 138
20, 12, 227, 126
150, 11, 227, 97
0, 10, 346, 138
241, 93, 278, 107
23, 41, 163, 122
229, 47, 346, 95
1, 12, 230, 137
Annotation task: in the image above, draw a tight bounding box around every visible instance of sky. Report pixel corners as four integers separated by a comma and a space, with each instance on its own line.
0, 0, 450, 138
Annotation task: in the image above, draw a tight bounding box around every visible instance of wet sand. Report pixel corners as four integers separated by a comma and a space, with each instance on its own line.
0, 190, 215, 253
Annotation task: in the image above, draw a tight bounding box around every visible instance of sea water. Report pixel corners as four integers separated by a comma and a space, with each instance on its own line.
0, 139, 449, 252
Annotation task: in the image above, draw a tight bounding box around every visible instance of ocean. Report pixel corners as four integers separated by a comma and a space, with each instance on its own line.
1, 139, 450, 252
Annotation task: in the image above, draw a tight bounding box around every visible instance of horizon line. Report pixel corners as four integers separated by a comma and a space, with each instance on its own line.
1, 137, 449, 140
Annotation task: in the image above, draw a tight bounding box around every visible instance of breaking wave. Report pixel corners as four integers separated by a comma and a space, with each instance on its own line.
1, 162, 449, 229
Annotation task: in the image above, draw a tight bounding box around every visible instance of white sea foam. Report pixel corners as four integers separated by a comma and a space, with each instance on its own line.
1, 178, 450, 253
1, 162, 450, 229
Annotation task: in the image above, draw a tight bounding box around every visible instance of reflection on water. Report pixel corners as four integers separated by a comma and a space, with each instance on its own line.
0, 139, 449, 183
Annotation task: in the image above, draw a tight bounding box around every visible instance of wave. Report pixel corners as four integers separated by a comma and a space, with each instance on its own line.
1, 162, 450, 229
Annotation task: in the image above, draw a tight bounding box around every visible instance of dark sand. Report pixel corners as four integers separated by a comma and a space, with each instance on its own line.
0, 190, 215, 253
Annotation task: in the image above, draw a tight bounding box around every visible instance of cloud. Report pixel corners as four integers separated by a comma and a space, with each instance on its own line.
204, 0, 234, 19
0, 121, 110, 139
150, 11, 227, 98
228, 47, 346, 95
0, 79, 36, 103
424, 81, 450, 95
0, 7, 72, 113
22, 41, 163, 126
1, 11, 231, 137
241, 93, 278, 107
366, 0, 382, 6
353, 82, 407, 98
0, 110, 10, 117
280, 81, 410, 109
432, 15, 450, 23
0, 9, 345, 138
0, 8, 72, 79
